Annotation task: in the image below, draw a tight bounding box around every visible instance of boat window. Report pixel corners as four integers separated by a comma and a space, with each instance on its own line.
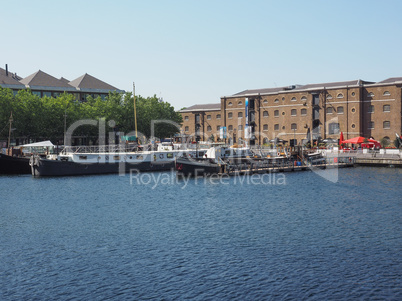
167, 153, 174, 158
113, 156, 120, 160
136, 155, 143, 160
79, 156, 87, 160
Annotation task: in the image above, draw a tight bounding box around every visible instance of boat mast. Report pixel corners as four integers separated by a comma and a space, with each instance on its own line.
7, 112, 13, 149
133, 82, 138, 140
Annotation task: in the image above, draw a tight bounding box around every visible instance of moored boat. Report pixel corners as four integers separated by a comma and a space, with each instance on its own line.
30, 145, 197, 177
0, 153, 31, 174
175, 145, 258, 177
1, 140, 56, 175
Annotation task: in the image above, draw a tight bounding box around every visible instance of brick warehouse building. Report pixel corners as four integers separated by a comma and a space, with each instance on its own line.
180, 78, 402, 146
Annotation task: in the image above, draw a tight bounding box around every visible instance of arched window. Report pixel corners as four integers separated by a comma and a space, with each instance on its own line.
368, 92, 374, 98
228, 102, 233, 106
383, 105, 390, 112
291, 109, 297, 116
274, 124, 279, 130
216, 114, 221, 119
263, 99, 268, 104
263, 111, 268, 117
327, 107, 333, 114
383, 121, 390, 129
291, 97, 297, 102
301, 96, 307, 101
228, 125, 233, 131
327, 94, 333, 100
238, 112, 243, 118
184, 116, 189, 121
274, 110, 279, 117
185, 126, 189, 132
337, 93, 344, 99
291, 123, 297, 130
337, 106, 344, 114
274, 98, 279, 103
207, 125, 212, 132
301, 108, 307, 116
238, 125, 243, 130
383, 91, 391, 96
263, 124, 268, 131
228, 112, 233, 119
238, 101, 243, 106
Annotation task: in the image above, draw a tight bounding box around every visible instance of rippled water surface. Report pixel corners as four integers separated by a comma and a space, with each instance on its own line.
1, 167, 401, 300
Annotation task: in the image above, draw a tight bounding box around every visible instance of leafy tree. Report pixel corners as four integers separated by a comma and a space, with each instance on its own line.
0, 87, 182, 145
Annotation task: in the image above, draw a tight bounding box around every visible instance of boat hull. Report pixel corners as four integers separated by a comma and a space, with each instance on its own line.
175, 156, 222, 177
0, 154, 31, 174
31, 157, 175, 177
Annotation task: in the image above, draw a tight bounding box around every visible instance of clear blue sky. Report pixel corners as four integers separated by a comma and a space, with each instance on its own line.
2, 0, 402, 110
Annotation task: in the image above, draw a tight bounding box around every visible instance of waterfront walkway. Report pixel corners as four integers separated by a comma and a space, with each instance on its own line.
322, 149, 402, 167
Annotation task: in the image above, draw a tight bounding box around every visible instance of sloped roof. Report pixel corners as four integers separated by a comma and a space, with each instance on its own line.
377, 77, 402, 84
233, 87, 286, 96
69, 73, 122, 92
180, 103, 221, 112
295, 80, 367, 91
20, 70, 75, 90
0, 67, 25, 88
59, 77, 70, 84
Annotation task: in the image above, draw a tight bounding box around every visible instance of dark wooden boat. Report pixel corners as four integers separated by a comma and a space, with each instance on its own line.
30, 155, 175, 177
0, 153, 31, 174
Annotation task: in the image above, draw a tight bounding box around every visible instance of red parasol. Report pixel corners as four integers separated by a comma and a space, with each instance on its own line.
342, 136, 366, 144
339, 132, 344, 149
342, 136, 380, 147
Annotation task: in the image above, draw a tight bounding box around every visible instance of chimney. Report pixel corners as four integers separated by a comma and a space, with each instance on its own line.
5, 64, 8, 76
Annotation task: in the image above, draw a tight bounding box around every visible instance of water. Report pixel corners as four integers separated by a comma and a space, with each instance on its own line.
1, 167, 401, 300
